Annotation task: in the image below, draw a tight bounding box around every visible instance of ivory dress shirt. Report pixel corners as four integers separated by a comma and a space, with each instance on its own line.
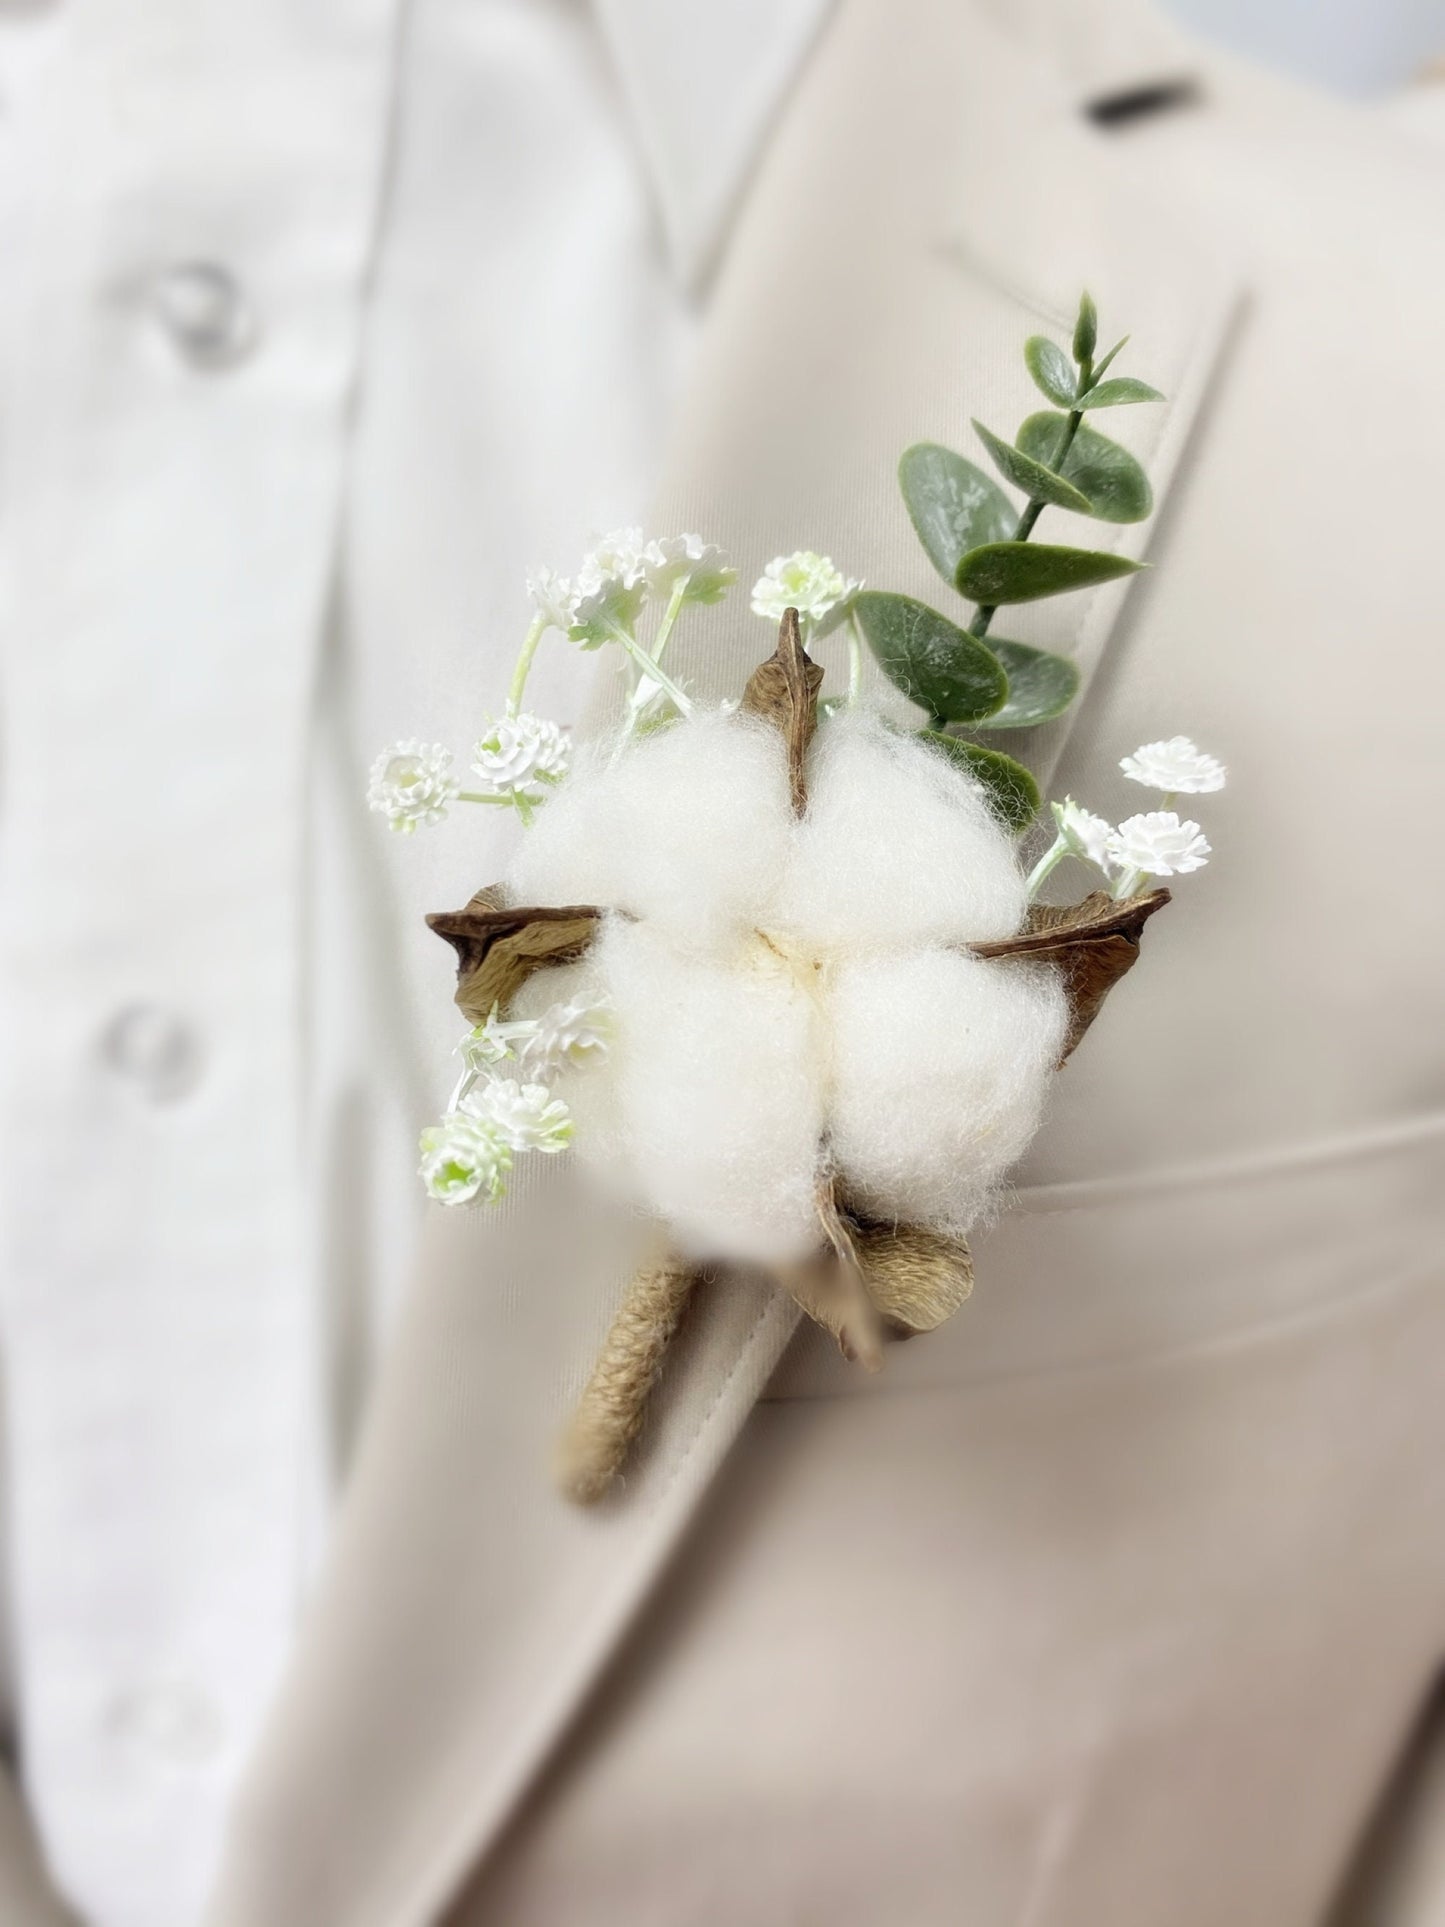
0, 2, 825, 1920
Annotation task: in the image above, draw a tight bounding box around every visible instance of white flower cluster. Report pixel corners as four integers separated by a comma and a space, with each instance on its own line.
527, 528, 736, 642
471, 713, 570, 809
750, 551, 862, 636
1031, 735, 1226, 901
418, 994, 613, 1206
368, 715, 572, 830
369, 528, 746, 832
366, 741, 460, 834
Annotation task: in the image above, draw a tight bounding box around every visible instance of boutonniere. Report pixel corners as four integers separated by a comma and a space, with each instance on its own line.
370, 293, 1225, 1502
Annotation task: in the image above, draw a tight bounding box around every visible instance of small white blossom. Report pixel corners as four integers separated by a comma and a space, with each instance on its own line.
583, 527, 650, 590
418, 1111, 512, 1205
645, 533, 736, 603
367, 740, 459, 833
750, 552, 862, 634
1119, 735, 1227, 795
526, 566, 577, 633
518, 997, 613, 1077
1106, 811, 1211, 879
468, 1078, 574, 1154
569, 572, 646, 647
1052, 797, 1113, 869
471, 713, 570, 804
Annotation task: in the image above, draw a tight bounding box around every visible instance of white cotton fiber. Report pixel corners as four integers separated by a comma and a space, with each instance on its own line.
774, 714, 1027, 953
507, 711, 793, 951
588, 918, 827, 1263
826, 946, 1068, 1238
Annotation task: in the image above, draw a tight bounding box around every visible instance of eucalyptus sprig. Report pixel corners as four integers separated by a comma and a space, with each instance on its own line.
854, 291, 1163, 832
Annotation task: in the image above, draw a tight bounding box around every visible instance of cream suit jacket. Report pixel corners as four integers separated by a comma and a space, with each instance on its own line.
7, 0, 1433, 1922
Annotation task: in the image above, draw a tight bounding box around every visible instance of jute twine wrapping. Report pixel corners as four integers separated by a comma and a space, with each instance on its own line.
554, 1255, 701, 1504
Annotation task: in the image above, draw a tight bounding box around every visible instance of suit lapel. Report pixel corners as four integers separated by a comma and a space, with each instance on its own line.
208, 4, 1240, 1923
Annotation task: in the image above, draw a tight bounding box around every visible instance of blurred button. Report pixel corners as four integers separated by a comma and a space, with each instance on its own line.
151, 262, 255, 368
99, 1004, 203, 1103
104, 1680, 224, 1767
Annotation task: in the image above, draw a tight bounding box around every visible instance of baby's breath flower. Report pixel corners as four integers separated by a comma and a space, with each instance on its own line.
471, 713, 570, 804
518, 997, 613, 1076
583, 528, 650, 590
645, 534, 736, 603
469, 1079, 574, 1154
1106, 811, 1211, 880
569, 572, 646, 648
418, 1111, 512, 1205
750, 552, 861, 635
367, 740, 459, 833
1120, 736, 1227, 794
526, 566, 577, 634
1053, 797, 1113, 869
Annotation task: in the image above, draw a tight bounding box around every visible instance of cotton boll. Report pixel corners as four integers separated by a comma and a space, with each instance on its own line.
506, 711, 793, 951
827, 946, 1067, 1236
593, 919, 827, 1263
775, 714, 1028, 953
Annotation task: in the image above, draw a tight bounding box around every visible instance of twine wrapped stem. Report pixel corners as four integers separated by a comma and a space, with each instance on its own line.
555, 1254, 702, 1504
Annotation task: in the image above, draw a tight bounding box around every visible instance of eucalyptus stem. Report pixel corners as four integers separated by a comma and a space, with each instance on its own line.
968, 398, 1087, 645
506, 612, 548, 715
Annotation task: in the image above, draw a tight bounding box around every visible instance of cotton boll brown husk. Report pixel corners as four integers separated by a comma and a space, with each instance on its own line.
590, 918, 827, 1263
776, 714, 1028, 953
827, 947, 1068, 1237
506, 710, 792, 951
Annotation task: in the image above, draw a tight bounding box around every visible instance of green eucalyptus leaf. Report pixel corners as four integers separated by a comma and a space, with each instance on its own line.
955, 541, 1143, 604
854, 590, 1007, 724
1024, 336, 1076, 408
981, 638, 1080, 728
1089, 335, 1129, 383
1016, 412, 1153, 524
972, 420, 1092, 513
1077, 376, 1164, 409
898, 443, 1016, 587
918, 732, 1041, 833
1072, 291, 1098, 365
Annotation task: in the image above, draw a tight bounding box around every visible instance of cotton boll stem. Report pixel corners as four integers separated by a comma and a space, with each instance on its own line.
556, 1253, 700, 1504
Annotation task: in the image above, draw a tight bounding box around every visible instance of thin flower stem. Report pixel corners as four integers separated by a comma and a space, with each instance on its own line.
506, 612, 549, 715
456, 791, 518, 806
1111, 866, 1145, 901
447, 1066, 478, 1112
648, 575, 690, 669
615, 575, 693, 750
1024, 836, 1069, 900
603, 618, 694, 716
846, 612, 865, 706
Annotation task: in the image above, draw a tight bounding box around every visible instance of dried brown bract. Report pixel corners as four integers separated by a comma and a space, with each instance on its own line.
971, 887, 1170, 1063
740, 605, 825, 815
426, 888, 601, 1025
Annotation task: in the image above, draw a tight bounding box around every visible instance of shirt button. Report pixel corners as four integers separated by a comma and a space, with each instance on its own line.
104, 1680, 225, 1767
151, 261, 256, 368
99, 1003, 204, 1103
